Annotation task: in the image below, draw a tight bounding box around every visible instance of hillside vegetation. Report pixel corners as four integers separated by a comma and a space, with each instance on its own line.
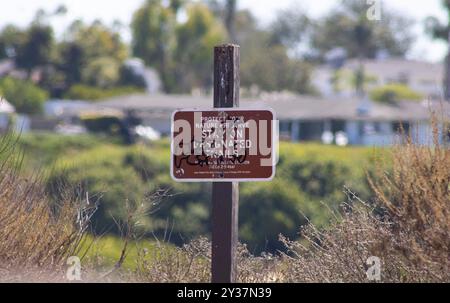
1, 125, 448, 282
17, 134, 376, 253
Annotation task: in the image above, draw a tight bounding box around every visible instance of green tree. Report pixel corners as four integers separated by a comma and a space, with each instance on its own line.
370, 84, 423, 104
269, 6, 310, 55
131, 0, 177, 92
174, 3, 227, 92
309, 0, 414, 96
0, 8, 64, 68
311, 0, 414, 60
0, 25, 27, 59
131, 1, 226, 93
0, 77, 48, 114
65, 20, 127, 63
241, 43, 313, 94
81, 56, 120, 88
0, 6, 69, 96
59, 20, 128, 94
213, 7, 314, 94
237, 12, 313, 95
426, 0, 450, 100
170, 0, 185, 13
15, 24, 55, 73
58, 41, 84, 87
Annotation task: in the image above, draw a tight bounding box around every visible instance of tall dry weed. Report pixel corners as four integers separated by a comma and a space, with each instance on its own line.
278, 115, 449, 282
0, 134, 96, 281
136, 115, 449, 283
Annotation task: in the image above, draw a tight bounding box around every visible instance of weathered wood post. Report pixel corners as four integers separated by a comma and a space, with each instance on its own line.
211, 44, 240, 283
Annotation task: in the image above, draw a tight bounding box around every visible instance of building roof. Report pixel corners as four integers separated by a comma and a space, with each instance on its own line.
44, 99, 94, 117
345, 58, 444, 82
93, 93, 450, 122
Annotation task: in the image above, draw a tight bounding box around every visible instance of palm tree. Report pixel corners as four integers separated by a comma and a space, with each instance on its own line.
426, 0, 450, 100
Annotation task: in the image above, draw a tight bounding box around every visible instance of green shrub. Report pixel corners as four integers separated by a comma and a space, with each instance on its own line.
0, 77, 48, 114
80, 114, 124, 134
240, 180, 312, 253
123, 149, 168, 180
17, 132, 109, 171
81, 56, 120, 88
370, 83, 423, 104
39, 138, 374, 254
149, 173, 212, 244
47, 145, 152, 235
277, 143, 374, 201
64, 84, 144, 101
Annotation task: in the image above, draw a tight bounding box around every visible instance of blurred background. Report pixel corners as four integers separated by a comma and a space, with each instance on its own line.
0, 0, 449, 255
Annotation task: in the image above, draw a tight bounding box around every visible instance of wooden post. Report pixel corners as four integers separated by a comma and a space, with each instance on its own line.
211, 44, 240, 283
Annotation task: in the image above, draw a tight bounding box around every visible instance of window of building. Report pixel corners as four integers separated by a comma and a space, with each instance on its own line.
279, 121, 291, 133
398, 72, 410, 85
374, 121, 381, 133
279, 121, 292, 141
392, 121, 410, 134
331, 120, 346, 133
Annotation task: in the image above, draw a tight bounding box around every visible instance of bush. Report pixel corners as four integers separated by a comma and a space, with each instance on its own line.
123, 149, 168, 181
46, 145, 153, 235
149, 174, 212, 244
368, 118, 450, 275
81, 56, 120, 88
132, 118, 449, 283
42, 139, 373, 253
277, 117, 450, 282
240, 180, 311, 253
64, 84, 144, 101
370, 83, 423, 104
5, 118, 448, 282
18, 133, 106, 166
15, 134, 376, 257
80, 114, 124, 134
0, 134, 93, 279
80, 114, 138, 144
277, 143, 374, 203
0, 77, 48, 114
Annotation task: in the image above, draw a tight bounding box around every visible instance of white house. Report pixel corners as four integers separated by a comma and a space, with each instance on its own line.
0, 98, 15, 132
89, 92, 450, 147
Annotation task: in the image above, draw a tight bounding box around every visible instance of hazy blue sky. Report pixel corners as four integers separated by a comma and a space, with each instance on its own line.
0, 0, 448, 62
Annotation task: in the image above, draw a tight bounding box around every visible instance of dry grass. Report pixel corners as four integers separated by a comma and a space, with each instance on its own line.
133, 115, 450, 283
369, 119, 450, 275
276, 115, 449, 282
134, 237, 211, 283
0, 134, 96, 281
133, 237, 281, 283
1, 113, 448, 283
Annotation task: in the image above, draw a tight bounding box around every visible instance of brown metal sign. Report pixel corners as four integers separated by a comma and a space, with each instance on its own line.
171, 108, 276, 182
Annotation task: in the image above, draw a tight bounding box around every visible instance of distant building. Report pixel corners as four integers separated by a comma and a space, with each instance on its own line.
44, 99, 93, 118
0, 59, 29, 81
0, 98, 15, 132
0, 59, 15, 77
91, 93, 450, 147
313, 58, 444, 99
